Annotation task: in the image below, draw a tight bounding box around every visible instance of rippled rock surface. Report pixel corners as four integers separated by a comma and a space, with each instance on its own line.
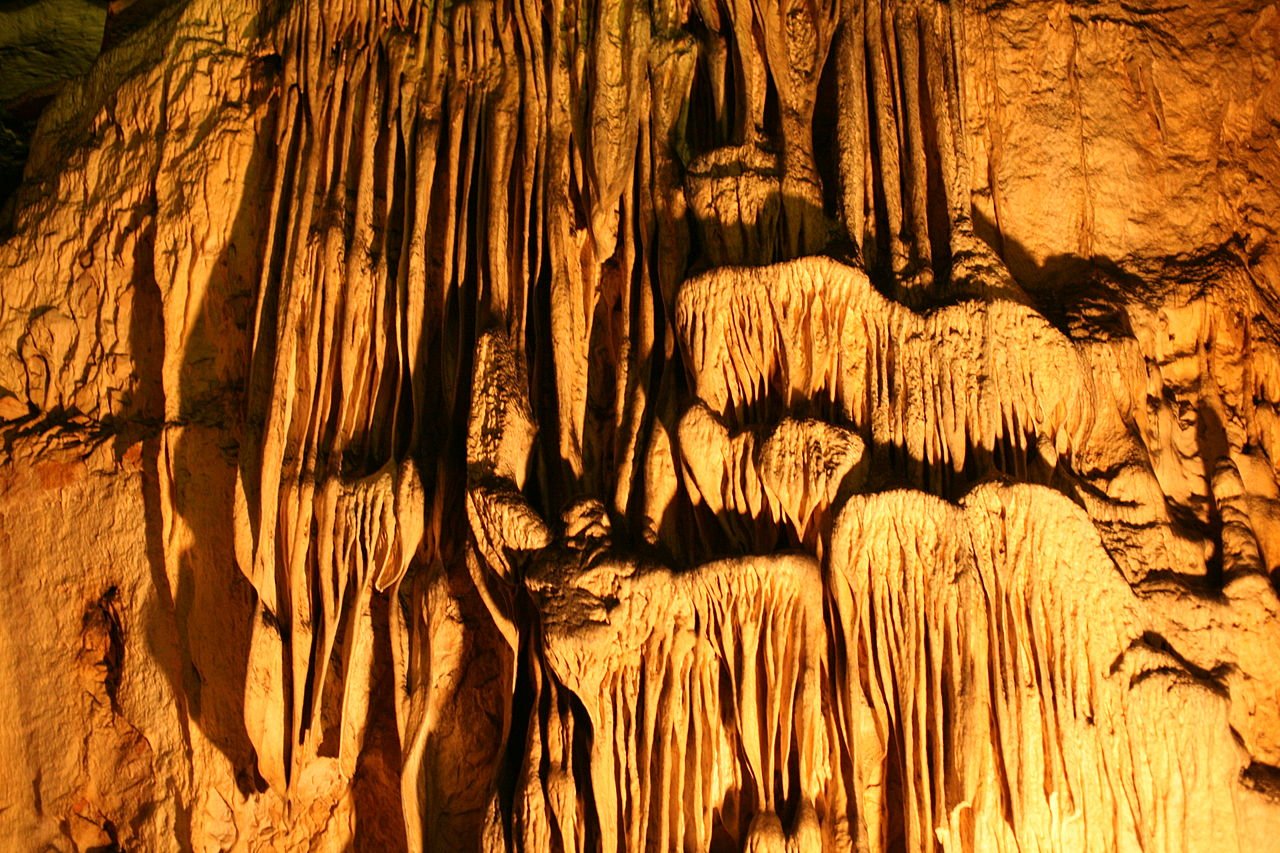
2, 0, 1280, 849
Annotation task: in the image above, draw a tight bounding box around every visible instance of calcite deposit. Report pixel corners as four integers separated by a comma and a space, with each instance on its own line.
2, 0, 1280, 850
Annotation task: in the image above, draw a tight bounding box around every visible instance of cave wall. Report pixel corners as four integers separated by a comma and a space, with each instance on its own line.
1, 0, 1279, 850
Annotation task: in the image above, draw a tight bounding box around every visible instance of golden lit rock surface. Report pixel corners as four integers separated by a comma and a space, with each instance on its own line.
1, 0, 1279, 849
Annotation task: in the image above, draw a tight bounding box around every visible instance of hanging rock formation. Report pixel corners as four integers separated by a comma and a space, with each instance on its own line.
2, 0, 1280, 850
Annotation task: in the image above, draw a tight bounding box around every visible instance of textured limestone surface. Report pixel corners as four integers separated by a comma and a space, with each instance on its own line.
2, 0, 1280, 850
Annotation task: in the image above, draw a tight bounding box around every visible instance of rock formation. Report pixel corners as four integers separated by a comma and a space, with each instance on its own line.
2, 0, 1280, 849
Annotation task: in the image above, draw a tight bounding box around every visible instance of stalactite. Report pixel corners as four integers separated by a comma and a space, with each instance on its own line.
675, 255, 1094, 475
827, 483, 1259, 851
677, 401, 866, 555
520, 511, 829, 852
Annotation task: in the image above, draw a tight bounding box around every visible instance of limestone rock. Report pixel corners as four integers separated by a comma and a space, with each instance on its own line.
2, 0, 1279, 849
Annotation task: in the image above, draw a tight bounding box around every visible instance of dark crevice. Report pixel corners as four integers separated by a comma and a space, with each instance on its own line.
812, 30, 842, 220
915, 14, 952, 289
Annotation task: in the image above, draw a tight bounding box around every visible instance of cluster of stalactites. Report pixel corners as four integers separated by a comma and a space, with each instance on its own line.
825, 483, 1257, 851
459, 327, 1257, 850
834, 0, 971, 298
223, 0, 1280, 849
675, 256, 1095, 490
506, 545, 829, 851
677, 401, 867, 555
229, 0, 850, 796
460, 335, 836, 850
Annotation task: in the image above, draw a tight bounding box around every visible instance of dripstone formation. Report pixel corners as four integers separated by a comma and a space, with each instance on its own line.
2, 0, 1280, 850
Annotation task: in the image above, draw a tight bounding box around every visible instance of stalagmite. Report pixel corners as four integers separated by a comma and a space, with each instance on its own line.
2, 0, 1280, 849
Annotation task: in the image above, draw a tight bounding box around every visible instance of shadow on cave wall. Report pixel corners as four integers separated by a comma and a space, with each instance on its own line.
117, 47, 407, 848
970, 205, 1257, 591
125, 82, 261, 849
970, 204, 1253, 324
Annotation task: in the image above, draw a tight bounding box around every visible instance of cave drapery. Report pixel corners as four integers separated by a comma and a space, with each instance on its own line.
2, 0, 1280, 849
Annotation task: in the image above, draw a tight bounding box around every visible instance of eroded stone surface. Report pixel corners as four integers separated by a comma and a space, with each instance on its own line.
2, 0, 1280, 849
